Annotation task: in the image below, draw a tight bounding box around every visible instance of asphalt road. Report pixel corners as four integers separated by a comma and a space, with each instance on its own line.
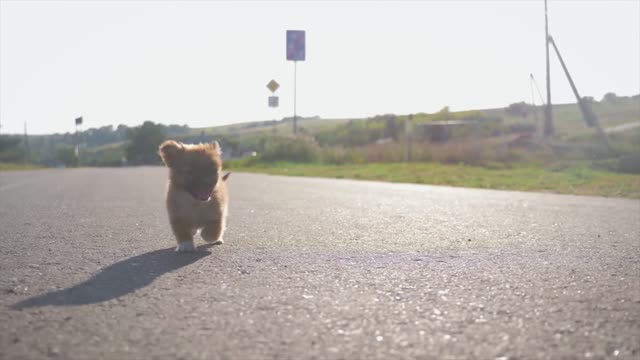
1, 168, 639, 360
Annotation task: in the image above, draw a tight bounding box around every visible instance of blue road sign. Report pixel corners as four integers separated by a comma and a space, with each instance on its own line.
286, 30, 305, 61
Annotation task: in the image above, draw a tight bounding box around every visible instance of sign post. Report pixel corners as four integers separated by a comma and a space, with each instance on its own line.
286, 30, 305, 135
75, 116, 83, 160
267, 80, 280, 132
267, 79, 280, 109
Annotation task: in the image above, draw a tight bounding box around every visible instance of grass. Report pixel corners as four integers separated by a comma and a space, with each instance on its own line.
226, 160, 640, 199
484, 97, 640, 138
193, 117, 351, 137
190, 97, 638, 140
0, 162, 45, 171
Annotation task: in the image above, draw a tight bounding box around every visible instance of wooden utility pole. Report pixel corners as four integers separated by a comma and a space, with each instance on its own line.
23, 122, 30, 164
544, 0, 554, 137
405, 115, 413, 162
548, 36, 612, 151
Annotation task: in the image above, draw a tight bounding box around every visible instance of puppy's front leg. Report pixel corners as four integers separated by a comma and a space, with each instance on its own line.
201, 219, 224, 245
171, 219, 196, 252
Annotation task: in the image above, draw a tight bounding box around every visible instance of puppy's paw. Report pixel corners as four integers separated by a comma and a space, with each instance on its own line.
204, 237, 224, 245
176, 241, 196, 252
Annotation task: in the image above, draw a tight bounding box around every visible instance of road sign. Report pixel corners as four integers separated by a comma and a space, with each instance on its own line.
268, 96, 279, 108
267, 79, 280, 93
75, 117, 83, 125
286, 30, 305, 61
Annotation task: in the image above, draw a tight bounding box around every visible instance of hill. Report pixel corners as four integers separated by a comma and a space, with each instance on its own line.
1, 94, 638, 168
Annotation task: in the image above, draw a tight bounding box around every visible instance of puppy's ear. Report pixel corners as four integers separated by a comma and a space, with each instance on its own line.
222, 172, 231, 181
158, 140, 184, 167
210, 141, 222, 155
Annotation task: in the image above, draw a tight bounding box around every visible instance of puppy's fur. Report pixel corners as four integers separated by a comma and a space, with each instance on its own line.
158, 140, 230, 252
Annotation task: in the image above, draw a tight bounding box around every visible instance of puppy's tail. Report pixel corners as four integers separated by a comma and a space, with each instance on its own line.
222, 172, 231, 181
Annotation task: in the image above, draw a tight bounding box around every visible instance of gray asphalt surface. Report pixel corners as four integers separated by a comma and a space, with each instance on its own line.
1, 168, 639, 360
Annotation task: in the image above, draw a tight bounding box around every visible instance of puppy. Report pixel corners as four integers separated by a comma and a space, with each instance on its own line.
158, 140, 230, 252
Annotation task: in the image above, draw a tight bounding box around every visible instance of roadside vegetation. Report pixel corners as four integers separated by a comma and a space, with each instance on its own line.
1, 93, 638, 198
0, 163, 44, 171
225, 161, 640, 199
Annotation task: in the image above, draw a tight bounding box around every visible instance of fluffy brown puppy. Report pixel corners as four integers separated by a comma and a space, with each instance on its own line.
158, 140, 230, 252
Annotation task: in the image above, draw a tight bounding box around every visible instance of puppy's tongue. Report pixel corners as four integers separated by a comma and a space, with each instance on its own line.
197, 189, 212, 201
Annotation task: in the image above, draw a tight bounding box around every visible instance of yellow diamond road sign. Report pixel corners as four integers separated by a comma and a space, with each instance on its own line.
267, 79, 279, 93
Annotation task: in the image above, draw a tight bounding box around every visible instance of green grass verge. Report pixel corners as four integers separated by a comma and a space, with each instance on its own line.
0, 163, 45, 171
226, 160, 640, 199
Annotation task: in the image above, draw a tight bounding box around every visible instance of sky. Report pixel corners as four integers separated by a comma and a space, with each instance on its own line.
1, 0, 639, 135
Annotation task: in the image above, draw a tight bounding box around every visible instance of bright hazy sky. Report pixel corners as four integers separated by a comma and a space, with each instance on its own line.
1, 0, 639, 135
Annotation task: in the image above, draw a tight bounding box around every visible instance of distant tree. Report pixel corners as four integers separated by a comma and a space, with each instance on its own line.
0, 135, 26, 163
56, 145, 78, 167
0, 136, 20, 153
432, 106, 451, 121
601, 92, 618, 103
164, 124, 190, 137
384, 115, 400, 140
506, 101, 529, 118
366, 120, 385, 142
125, 121, 166, 165
83, 125, 123, 147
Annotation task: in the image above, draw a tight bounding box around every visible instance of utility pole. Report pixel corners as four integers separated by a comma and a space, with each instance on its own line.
405, 114, 413, 162
75, 116, 83, 164
529, 74, 540, 131
544, 0, 554, 137
548, 36, 612, 151
23, 122, 30, 164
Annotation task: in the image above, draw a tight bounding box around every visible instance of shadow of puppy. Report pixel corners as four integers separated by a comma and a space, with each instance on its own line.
12, 246, 211, 309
